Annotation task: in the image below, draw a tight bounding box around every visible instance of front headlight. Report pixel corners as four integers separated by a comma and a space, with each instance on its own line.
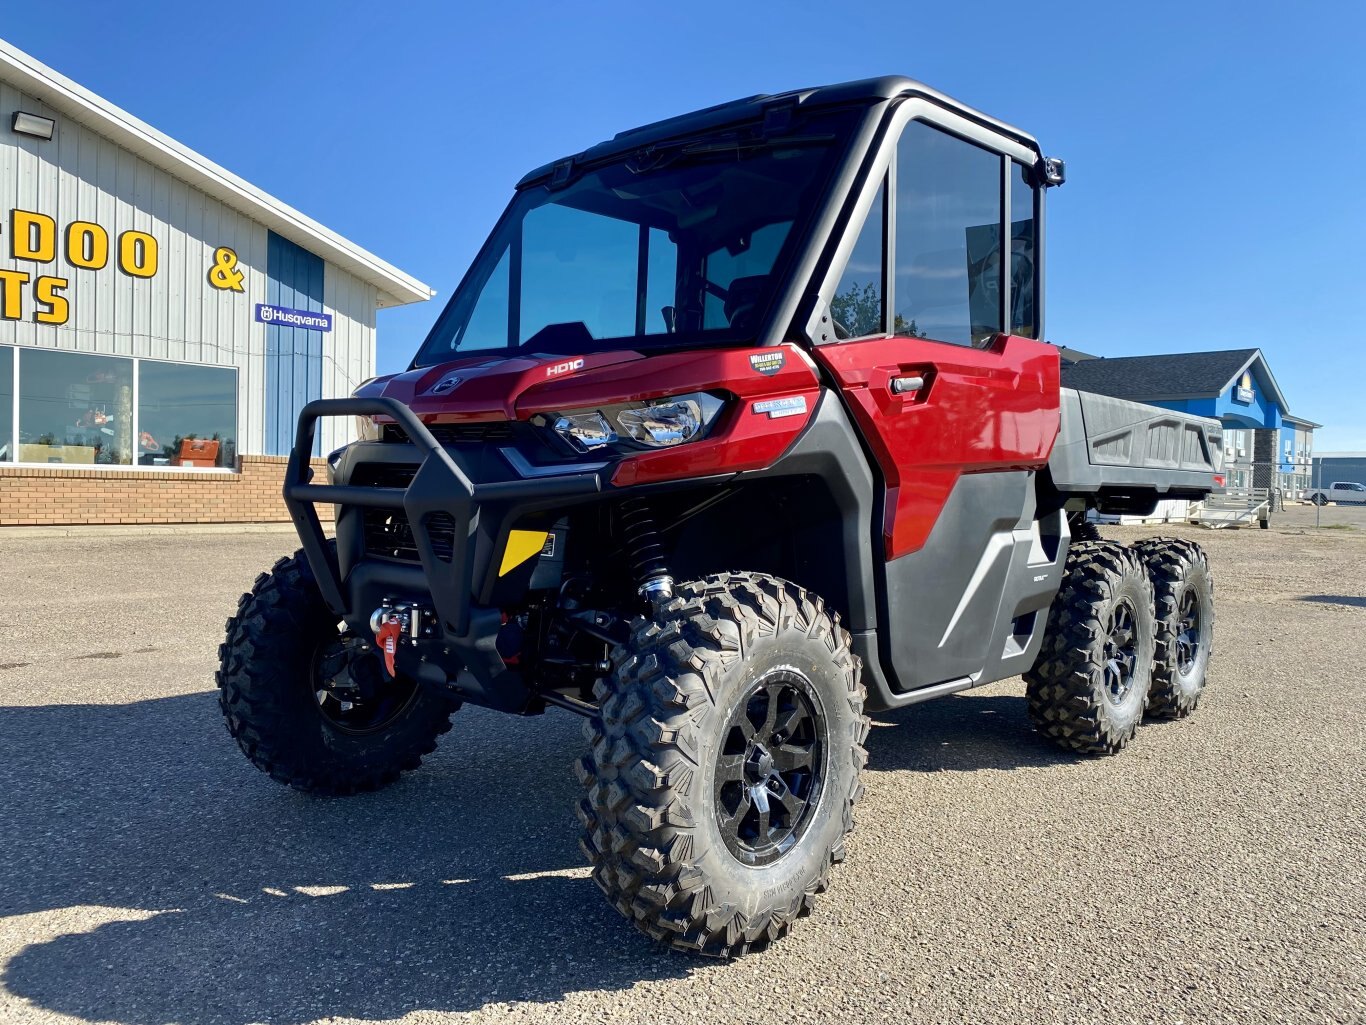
549, 392, 724, 453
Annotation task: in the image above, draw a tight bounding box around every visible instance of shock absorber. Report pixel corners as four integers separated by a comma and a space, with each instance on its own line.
619, 499, 673, 604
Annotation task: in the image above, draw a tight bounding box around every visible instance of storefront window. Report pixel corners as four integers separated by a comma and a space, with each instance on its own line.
19, 349, 133, 465
136, 361, 237, 467
0, 346, 12, 463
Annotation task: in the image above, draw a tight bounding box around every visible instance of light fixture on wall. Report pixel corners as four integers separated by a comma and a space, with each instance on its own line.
11, 111, 55, 141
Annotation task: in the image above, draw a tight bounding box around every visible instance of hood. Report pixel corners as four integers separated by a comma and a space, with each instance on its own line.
356, 350, 648, 421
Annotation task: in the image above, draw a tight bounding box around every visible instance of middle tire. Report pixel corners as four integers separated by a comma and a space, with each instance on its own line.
576, 572, 867, 957
1025, 541, 1157, 755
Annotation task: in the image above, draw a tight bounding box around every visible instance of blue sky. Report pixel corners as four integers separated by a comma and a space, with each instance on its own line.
6, 1, 1365, 447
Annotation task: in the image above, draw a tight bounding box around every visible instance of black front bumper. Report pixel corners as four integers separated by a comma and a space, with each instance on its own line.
284, 397, 603, 705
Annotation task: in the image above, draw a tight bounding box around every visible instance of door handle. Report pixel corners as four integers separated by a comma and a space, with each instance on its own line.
890, 375, 925, 395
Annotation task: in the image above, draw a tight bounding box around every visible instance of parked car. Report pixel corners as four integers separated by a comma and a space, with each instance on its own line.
1305, 482, 1366, 506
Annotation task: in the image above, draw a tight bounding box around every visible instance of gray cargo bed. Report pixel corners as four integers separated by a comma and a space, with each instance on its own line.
1050, 388, 1222, 496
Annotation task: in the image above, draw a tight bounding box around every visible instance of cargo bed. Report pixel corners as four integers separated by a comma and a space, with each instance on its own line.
1050, 388, 1222, 500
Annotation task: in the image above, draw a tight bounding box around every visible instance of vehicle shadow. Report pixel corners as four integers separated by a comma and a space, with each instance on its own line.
2, 684, 1068, 1024
0, 694, 695, 1024
864, 689, 1074, 773
1295, 594, 1366, 608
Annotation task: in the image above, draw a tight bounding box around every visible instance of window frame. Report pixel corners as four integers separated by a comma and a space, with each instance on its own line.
1, 344, 240, 474
815, 98, 1043, 346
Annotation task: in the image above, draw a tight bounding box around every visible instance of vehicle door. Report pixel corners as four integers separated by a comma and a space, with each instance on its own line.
808, 103, 1062, 694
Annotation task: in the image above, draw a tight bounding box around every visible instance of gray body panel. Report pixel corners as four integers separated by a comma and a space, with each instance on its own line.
1050, 388, 1222, 497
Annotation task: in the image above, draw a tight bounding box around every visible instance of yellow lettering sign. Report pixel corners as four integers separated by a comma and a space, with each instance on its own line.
209, 246, 246, 291
66, 221, 109, 270
35, 276, 70, 325
118, 230, 158, 278
12, 210, 56, 262
0, 269, 31, 320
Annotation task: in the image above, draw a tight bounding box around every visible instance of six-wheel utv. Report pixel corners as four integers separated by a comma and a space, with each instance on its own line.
218, 76, 1221, 956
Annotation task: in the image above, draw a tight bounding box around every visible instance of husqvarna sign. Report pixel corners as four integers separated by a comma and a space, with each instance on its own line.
254, 302, 333, 332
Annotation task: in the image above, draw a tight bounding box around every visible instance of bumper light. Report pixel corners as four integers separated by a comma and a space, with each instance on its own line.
550, 393, 723, 453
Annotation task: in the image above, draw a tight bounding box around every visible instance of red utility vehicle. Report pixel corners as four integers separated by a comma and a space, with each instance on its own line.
219, 77, 1221, 956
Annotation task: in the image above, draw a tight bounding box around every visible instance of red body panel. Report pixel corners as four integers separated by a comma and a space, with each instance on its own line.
812, 334, 1060, 559
359, 345, 821, 487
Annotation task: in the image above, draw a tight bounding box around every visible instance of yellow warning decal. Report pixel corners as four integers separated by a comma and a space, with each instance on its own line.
498, 530, 550, 577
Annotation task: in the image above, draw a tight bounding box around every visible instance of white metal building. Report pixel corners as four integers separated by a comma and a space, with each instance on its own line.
0, 38, 429, 515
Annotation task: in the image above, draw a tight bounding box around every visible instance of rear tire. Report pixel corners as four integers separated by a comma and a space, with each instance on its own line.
1132, 537, 1214, 719
217, 545, 459, 795
1024, 541, 1156, 755
575, 572, 867, 957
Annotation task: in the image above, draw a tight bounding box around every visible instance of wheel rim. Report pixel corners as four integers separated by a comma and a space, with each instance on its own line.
1102, 597, 1140, 706
1175, 587, 1202, 677
311, 634, 419, 735
714, 670, 826, 867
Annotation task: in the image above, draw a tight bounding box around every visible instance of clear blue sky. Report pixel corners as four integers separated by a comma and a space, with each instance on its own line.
7, 1, 1365, 447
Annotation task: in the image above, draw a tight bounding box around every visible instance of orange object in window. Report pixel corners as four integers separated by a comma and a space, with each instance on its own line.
171, 438, 220, 467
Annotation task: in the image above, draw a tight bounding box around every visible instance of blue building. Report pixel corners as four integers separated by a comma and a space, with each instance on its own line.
1060, 348, 1320, 497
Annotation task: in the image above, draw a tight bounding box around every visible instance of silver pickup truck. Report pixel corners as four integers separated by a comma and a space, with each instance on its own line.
1306, 481, 1366, 506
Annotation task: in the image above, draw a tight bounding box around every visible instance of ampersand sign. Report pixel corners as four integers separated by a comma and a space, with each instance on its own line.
208, 246, 246, 292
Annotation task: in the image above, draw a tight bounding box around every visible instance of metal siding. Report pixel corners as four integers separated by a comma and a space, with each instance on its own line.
0, 77, 374, 460
264, 231, 325, 456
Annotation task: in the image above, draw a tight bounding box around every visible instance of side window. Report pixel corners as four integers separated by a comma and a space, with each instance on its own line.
1009, 161, 1038, 338
894, 121, 1003, 346
829, 179, 885, 339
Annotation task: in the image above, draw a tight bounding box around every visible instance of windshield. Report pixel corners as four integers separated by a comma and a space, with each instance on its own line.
413, 108, 859, 367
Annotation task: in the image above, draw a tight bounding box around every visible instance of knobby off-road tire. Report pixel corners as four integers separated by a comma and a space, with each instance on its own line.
1132, 537, 1215, 719
1025, 541, 1157, 755
576, 572, 868, 957
217, 545, 459, 795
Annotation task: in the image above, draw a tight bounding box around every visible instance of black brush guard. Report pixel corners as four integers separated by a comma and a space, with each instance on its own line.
284, 397, 600, 646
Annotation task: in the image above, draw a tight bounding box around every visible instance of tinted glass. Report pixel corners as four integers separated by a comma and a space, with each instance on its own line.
830, 179, 885, 338
137, 361, 237, 468
0, 346, 11, 462
894, 121, 1003, 346
19, 349, 134, 465
414, 109, 857, 365
459, 249, 510, 352
520, 203, 639, 344
1009, 162, 1038, 337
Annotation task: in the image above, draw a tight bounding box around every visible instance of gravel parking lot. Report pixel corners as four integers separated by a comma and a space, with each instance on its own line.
0, 523, 1362, 1025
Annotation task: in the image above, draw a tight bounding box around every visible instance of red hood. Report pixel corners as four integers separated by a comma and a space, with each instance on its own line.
355, 350, 647, 421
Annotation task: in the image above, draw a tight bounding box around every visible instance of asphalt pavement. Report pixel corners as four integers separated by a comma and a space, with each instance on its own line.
0, 522, 1362, 1025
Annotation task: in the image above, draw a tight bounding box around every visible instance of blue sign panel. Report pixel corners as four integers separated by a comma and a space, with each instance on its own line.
255, 302, 332, 332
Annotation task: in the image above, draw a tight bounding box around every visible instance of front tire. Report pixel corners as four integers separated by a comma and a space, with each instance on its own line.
1133, 538, 1214, 719
1025, 542, 1156, 755
217, 546, 459, 795
576, 572, 867, 956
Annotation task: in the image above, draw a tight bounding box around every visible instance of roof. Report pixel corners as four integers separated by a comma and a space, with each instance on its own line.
0, 39, 432, 309
1281, 414, 1322, 429
1059, 348, 1290, 412
518, 75, 1042, 188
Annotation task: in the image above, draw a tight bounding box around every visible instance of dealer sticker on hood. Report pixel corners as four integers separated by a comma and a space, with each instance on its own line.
749, 351, 785, 376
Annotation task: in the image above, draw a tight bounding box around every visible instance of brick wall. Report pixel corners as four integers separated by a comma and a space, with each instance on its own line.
0, 455, 333, 526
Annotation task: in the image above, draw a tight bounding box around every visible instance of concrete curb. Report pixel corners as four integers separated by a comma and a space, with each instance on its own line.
0, 522, 333, 539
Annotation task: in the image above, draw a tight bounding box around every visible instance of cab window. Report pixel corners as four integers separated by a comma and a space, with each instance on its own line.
893, 120, 1004, 346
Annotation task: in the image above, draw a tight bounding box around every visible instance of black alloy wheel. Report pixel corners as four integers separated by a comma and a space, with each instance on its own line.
1102, 597, 1141, 706
1174, 588, 1202, 677
714, 670, 827, 866
311, 635, 420, 735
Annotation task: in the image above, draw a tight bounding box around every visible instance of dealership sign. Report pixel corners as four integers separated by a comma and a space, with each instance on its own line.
254, 303, 332, 332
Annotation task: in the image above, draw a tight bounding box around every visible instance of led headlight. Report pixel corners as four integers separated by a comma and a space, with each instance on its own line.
552, 410, 618, 450
550, 393, 723, 453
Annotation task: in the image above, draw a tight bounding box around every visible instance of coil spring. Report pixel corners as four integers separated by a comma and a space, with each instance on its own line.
619, 499, 671, 596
